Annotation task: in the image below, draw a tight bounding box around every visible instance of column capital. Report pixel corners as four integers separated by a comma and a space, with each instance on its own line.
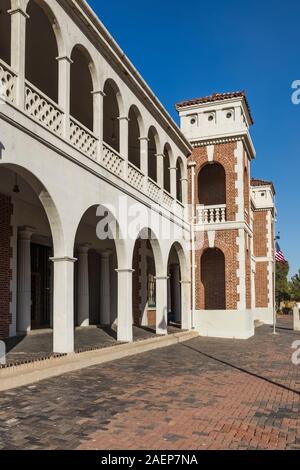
155, 153, 165, 159
56, 55, 73, 64
169, 166, 178, 171
139, 136, 150, 142
115, 268, 135, 273
18, 226, 35, 240
155, 276, 170, 281
100, 249, 112, 259
78, 243, 91, 254
50, 256, 77, 263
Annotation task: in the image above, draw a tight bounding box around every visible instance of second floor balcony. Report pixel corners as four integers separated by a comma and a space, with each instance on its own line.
0, 0, 190, 220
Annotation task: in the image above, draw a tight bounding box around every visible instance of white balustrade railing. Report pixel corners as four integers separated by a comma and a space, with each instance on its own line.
147, 178, 161, 203
102, 142, 124, 177
25, 80, 63, 135
128, 162, 144, 190
70, 116, 98, 158
0, 59, 17, 104
197, 204, 226, 224
163, 190, 173, 208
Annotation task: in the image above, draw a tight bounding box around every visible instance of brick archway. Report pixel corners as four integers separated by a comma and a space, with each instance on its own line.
201, 248, 226, 310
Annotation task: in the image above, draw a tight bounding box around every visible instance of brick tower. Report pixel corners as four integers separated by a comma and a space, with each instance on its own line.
176, 91, 273, 338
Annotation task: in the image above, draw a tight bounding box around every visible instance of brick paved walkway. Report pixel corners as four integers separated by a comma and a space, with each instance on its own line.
0, 317, 299, 450
4, 326, 182, 366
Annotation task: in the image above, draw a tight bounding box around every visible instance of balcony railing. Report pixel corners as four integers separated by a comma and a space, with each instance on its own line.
70, 116, 98, 159
25, 80, 64, 136
1, 70, 186, 219
147, 178, 161, 204
197, 204, 227, 224
128, 162, 145, 191
163, 189, 173, 208
102, 142, 124, 178
0, 58, 17, 104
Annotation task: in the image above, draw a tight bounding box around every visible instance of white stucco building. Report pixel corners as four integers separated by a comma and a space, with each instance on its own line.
0, 1, 276, 355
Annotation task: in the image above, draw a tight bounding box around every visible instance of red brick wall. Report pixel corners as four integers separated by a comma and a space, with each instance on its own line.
255, 262, 269, 308
189, 143, 238, 221
0, 194, 12, 339
196, 230, 239, 310
253, 211, 267, 257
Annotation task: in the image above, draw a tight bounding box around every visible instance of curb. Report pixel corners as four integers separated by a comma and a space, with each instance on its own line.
0, 330, 199, 392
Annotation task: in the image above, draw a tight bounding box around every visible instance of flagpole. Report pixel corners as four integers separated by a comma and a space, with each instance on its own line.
273, 232, 280, 335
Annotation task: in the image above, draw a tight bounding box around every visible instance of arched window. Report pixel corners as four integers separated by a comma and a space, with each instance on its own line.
128, 106, 141, 168
176, 158, 183, 202
201, 248, 225, 310
70, 46, 94, 131
198, 163, 226, 206
163, 145, 171, 193
25, 0, 59, 102
148, 127, 157, 182
103, 80, 120, 153
0, 0, 11, 65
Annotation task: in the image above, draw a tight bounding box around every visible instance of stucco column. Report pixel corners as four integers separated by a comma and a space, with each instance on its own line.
156, 276, 168, 335
181, 176, 188, 204
57, 56, 72, 139
139, 136, 149, 190
100, 250, 111, 325
119, 116, 129, 179
77, 244, 90, 327
92, 90, 105, 161
116, 268, 134, 342
156, 153, 165, 188
181, 280, 192, 330
9, 0, 29, 107
172, 264, 181, 322
17, 226, 35, 333
169, 166, 177, 200
51, 256, 76, 353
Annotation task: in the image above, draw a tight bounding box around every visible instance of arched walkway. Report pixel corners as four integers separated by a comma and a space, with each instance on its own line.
131, 228, 167, 335
0, 163, 71, 354
73, 205, 119, 329
103, 79, 121, 152
148, 127, 159, 182
70, 45, 94, 130
167, 241, 191, 330
128, 106, 141, 168
25, 0, 60, 102
163, 144, 171, 193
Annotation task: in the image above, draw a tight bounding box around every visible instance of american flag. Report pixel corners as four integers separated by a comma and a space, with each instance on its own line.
275, 242, 287, 263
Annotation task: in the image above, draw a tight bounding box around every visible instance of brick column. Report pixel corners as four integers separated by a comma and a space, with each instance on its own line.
0, 195, 13, 339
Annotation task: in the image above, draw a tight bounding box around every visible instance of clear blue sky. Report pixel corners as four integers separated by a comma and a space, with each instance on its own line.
88, 0, 300, 277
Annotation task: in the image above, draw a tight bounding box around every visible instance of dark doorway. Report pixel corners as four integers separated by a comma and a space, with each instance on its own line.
31, 243, 52, 329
